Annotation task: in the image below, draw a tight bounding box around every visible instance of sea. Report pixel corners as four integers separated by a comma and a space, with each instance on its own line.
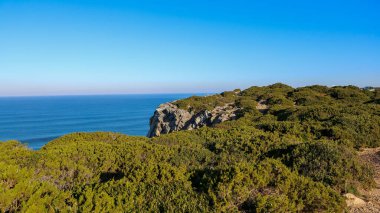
0, 94, 199, 149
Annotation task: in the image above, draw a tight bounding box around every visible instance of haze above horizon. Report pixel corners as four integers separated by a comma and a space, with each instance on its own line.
1, 0, 379, 96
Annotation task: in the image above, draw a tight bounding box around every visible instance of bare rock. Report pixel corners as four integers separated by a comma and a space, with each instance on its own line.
147, 102, 239, 137
146, 103, 192, 137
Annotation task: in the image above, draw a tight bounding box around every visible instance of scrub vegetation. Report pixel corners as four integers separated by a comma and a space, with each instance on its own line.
1, 83, 379, 212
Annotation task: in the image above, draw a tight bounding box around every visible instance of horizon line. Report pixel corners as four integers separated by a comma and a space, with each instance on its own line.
0, 83, 377, 98
0, 92, 215, 98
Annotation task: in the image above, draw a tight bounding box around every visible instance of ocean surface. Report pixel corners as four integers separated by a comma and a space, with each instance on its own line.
0, 94, 198, 149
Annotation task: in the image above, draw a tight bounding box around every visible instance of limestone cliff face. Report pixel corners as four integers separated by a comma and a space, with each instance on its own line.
147, 102, 239, 137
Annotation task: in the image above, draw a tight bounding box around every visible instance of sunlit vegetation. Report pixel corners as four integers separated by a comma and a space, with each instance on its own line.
0, 83, 379, 212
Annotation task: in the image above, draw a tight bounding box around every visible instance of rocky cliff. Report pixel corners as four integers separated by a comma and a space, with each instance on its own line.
147, 102, 239, 137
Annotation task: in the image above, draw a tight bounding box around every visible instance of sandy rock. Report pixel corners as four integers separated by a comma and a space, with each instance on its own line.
345, 193, 366, 207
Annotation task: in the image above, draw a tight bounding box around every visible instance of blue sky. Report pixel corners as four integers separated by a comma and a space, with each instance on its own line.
0, 0, 379, 96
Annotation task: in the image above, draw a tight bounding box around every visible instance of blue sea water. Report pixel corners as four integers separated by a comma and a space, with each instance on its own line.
0, 94, 197, 149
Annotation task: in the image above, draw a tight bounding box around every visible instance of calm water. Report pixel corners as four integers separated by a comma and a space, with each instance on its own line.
0, 94, 197, 149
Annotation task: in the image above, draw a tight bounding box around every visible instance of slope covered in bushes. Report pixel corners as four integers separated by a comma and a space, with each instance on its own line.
0, 83, 379, 212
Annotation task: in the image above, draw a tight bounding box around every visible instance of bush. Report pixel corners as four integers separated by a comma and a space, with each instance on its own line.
280, 141, 374, 192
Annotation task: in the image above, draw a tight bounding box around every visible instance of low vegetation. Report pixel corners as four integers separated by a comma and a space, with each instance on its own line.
0, 83, 379, 212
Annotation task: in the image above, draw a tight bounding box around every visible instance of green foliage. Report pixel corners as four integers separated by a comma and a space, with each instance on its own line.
289, 87, 332, 106
175, 93, 237, 113
329, 86, 371, 102
0, 83, 379, 212
192, 159, 344, 212
241, 83, 293, 100
278, 141, 374, 192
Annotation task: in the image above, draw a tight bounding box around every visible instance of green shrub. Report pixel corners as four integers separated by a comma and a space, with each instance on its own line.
280, 141, 374, 192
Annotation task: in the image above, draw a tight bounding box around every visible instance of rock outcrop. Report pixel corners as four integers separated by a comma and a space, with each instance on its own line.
147, 102, 239, 137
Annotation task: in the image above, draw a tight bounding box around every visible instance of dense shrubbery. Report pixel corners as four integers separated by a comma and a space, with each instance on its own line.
175, 92, 237, 113
0, 84, 379, 212
278, 141, 374, 191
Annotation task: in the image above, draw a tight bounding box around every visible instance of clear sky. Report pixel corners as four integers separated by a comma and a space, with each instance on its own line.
0, 0, 379, 96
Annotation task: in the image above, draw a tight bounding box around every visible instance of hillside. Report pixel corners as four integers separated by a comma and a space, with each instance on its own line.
0, 83, 379, 212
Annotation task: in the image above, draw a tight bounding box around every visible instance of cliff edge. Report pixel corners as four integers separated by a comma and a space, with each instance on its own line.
147, 101, 239, 137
